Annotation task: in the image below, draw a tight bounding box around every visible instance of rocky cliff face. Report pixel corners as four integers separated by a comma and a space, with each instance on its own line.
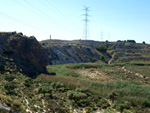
0, 32, 48, 76
45, 45, 104, 65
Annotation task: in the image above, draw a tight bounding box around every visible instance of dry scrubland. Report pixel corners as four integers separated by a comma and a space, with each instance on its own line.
1, 61, 150, 113
1, 32, 150, 112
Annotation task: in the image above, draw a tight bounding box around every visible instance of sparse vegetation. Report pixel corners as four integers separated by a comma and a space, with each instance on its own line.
127, 40, 136, 43
0, 61, 150, 112
1, 32, 150, 112
95, 45, 107, 52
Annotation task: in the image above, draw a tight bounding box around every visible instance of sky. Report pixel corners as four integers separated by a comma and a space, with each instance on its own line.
0, 0, 150, 43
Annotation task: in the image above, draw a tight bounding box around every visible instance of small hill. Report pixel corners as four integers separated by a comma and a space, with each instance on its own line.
0, 32, 48, 77
40, 39, 150, 65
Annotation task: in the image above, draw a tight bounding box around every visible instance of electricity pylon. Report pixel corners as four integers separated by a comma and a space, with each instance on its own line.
82, 6, 90, 40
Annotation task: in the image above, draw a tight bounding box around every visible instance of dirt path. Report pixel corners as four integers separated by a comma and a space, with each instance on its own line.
108, 52, 116, 64
121, 66, 150, 84
121, 66, 146, 78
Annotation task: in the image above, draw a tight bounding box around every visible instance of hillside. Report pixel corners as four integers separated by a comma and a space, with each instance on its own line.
1, 33, 150, 112
1, 61, 150, 112
40, 39, 150, 65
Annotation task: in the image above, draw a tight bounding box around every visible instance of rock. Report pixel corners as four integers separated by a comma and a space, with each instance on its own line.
45, 46, 102, 65
0, 32, 48, 77
0, 101, 10, 112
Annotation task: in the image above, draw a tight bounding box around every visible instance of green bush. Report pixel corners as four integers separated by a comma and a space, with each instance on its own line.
75, 87, 89, 93
11, 99, 25, 112
68, 90, 87, 101
4, 75, 15, 82
38, 86, 51, 97
95, 45, 107, 52
127, 40, 136, 43
92, 58, 96, 62
4, 82, 17, 93
97, 99, 110, 108
114, 101, 131, 113
100, 55, 105, 60
51, 82, 64, 89
109, 92, 118, 102
24, 79, 33, 87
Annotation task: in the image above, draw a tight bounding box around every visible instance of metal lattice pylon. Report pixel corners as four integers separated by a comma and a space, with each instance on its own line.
82, 6, 90, 40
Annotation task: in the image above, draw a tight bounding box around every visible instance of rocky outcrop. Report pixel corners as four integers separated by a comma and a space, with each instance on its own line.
0, 32, 48, 76
45, 45, 102, 65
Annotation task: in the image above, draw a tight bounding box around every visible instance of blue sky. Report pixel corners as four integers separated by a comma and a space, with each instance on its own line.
0, 0, 150, 43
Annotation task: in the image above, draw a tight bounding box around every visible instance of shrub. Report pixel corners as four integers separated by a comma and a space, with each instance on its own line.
85, 107, 92, 113
92, 58, 96, 62
97, 99, 110, 108
4, 75, 15, 82
51, 82, 64, 89
127, 40, 136, 43
95, 45, 107, 52
100, 55, 105, 61
0, 94, 12, 107
38, 87, 51, 97
115, 101, 130, 113
75, 88, 89, 93
68, 90, 87, 101
143, 41, 146, 44
11, 99, 25, 112
4, 96, 12, 107
12, 31, 17, 35
30, 36, 35, 39
109, 92, 118, 102
139, 98, 150, 107
4, 82, 17, 93
24, 79, 33, 87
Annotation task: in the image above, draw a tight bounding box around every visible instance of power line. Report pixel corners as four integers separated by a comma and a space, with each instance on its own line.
14, 0, 39, 15
2, 1, 82, 40
23, 0, 81, 37
44, 0, 66, 19
82, 6, 90, 40
40, 0, 82, 36
23, 0, 56, 22
0, 12, 49, 34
